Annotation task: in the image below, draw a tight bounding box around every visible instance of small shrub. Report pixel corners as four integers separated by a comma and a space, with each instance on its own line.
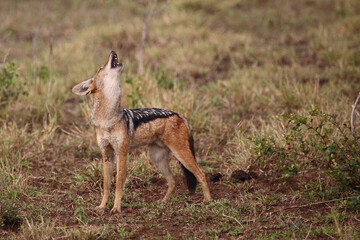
21, 217, 56, 240
155, 68, 174, 89
72, 197, 88, 224
0, 190, 22, 229
0, 62, 26, 105
249, 108, 360, 198
68, 225, 133, 240
125, 77, 142, 109
38, 65, 50, 82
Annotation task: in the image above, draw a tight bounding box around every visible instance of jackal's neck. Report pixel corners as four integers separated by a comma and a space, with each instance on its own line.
91, 92, 123, 129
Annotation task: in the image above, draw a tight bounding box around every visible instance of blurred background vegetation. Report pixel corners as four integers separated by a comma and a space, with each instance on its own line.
1, 0, 360, 239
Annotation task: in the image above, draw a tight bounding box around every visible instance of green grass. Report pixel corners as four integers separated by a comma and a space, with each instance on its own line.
1, 0, 360, 238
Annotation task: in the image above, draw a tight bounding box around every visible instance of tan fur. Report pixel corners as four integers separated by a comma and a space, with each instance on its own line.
72, 51, 211, 214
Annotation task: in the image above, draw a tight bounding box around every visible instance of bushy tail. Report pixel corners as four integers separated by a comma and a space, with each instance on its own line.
181, 134, 197, 193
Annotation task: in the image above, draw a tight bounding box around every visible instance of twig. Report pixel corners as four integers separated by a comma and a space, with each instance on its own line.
138, 21, 146, 75
119, 23, 137, 46
48, 36, 54, 95
351, 92, 360, 148
138, 0, 170, 75
0, 101, 8, 107
222, 213, 243, 227
24, 216, 33, 232
0, 49, 10, 69
138, 1, 156, 75
3, 48, 10, 63
32, 27, 39, 85
323, 231, 336, 239
0, 31, 11, 42
153, 0, 171, 15
269, 197, 355, 214
304, 223, 313, 240
355, 109, 360, 118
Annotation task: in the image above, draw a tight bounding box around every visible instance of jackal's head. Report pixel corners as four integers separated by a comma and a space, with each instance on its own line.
72, 51, 124, 97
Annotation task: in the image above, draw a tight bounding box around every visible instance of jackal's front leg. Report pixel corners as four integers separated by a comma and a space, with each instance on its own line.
95, 145, 114, 211
110, 146, 128, 214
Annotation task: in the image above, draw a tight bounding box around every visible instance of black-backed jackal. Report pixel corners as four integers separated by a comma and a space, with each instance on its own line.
72, 51, 211, 214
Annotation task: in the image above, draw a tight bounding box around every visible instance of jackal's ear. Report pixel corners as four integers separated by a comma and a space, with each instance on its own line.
72, 78, 94, 96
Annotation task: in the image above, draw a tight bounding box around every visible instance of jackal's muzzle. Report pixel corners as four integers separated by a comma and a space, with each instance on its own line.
110, 51, 123, 69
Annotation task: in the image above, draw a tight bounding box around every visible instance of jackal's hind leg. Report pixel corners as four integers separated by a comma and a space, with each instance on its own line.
95, 144, 114, 210
148, 144, 175, 203
166, 142, 211, 202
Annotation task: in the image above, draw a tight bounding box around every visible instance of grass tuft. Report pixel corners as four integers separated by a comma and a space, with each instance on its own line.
1, 0, 360, 238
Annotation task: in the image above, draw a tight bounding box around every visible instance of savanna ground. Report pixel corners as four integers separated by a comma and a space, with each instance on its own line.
1, 0, 360, 239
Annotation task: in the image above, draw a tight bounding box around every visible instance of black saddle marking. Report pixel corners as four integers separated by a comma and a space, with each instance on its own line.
124, 108, 179, 130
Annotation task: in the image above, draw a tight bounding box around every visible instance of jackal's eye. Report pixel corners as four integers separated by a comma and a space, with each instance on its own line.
97, 67, 103, 72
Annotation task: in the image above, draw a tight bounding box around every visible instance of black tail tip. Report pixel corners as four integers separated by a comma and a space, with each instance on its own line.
181, 164, 197, 193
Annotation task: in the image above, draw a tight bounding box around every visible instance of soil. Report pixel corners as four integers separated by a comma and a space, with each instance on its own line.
1, 147, 359, 239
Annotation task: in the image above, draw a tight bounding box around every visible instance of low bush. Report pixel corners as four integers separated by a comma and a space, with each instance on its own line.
249, 108, 360, 199
0, 62, 26, 106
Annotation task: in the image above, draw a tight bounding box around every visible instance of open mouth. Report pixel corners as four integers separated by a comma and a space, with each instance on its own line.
111, 52, 122, 68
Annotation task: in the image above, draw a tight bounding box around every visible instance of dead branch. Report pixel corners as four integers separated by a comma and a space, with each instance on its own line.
222, 213, 243, 227
138, 0, 170, 75
119, 22, 137, 46
0, 48, 10, 69
351, 92, 360, 148
269, 196, 355, 214
48, 36, 54, 95
355, 109, 360, 118
0, 31, 11, 42
2, 49, 10, 63
32, 27, 39, 85
304, 223, 313, 240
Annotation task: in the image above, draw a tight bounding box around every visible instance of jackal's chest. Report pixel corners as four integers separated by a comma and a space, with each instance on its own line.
97, 131, 124, 150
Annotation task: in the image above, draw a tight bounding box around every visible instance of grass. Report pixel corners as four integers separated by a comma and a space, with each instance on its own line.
1, 0, 360, 239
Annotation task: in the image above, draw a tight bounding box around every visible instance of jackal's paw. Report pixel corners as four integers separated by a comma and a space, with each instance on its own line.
110, 206, 121, 214
95, 205, 106, 211
203, 198, 212, 203
156, 199, 168, 204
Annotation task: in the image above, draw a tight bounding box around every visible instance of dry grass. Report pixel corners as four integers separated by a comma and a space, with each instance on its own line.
1, 0, 360, 239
